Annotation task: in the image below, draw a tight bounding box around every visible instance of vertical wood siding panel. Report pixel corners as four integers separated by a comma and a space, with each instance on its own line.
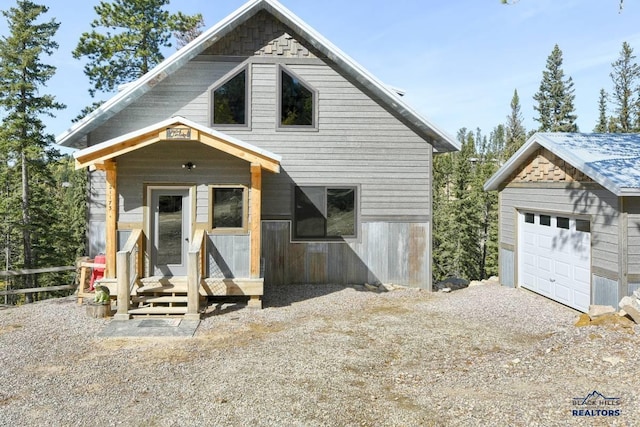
233, 235, 250, 278
366, 222, 389, 284
261, 221, 289, 286
408, 223, 429, 288
387, 223, 408, 284
288, 242, 306, 284
208, 234, 250, 279
593, 275, 619, 307
306, 243, 328, 284
260, 221, 428, 286
499, 248, 515, 288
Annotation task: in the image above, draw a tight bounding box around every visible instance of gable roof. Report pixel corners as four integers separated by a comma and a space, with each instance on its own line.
56, 0, 458, 153
73, 116, 281, 173
484, 132, 640, 196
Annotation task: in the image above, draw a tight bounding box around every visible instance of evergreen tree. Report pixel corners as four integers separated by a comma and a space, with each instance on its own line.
594, 88, 609, 132
504, 89, 527, 159
433, 129, 482, 282
173, 13, 205, 48
72, 0, 203, 97
609, 41, 640, 133
533, 44, 578, 132
490, 124, 506, 160
475, 128, 500, 279
0, 0, 64, 301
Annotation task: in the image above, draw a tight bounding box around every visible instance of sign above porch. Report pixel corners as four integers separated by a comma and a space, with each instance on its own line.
73, 116, 281, 173
163, 126, 198, 141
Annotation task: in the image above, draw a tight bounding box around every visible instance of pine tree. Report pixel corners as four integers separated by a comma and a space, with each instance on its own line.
609, 41, 640, 133
504, 89, 527, 159
475, 128, 500, 279
594, 88, 609, 132
0, 0, 64, 301
533, 44, 578, 132
72, 0, 203, 97
173, 13, 205, 48
433, 129, 482, 281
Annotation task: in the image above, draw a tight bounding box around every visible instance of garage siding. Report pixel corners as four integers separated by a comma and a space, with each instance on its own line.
500, 185, 619, 275
626, 197, 640, 276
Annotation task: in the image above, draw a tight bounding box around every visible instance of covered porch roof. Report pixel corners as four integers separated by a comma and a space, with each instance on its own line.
73, 116, 282, 173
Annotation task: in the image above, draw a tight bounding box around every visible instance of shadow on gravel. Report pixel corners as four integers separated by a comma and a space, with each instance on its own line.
263, 283, 354, 308
201, 296, 249, 318
199, 284, 378, 315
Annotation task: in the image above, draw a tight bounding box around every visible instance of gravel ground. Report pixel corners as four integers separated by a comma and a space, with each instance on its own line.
1, 283, 638, 427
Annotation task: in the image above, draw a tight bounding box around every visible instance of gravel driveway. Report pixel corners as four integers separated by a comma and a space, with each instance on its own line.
1, 283, 638, 426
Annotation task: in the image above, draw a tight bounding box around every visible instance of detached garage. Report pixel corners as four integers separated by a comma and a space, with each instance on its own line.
484, 133, 640, 312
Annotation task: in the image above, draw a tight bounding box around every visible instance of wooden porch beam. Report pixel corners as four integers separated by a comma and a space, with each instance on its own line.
199, 133, 280, 173
105, 160, 117, 278
75, 136, 160, 170
250, 164, 262, 279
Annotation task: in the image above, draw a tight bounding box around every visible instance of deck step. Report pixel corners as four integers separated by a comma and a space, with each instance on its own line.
132, 295, 188, 304
135, 284, 188, 294
140, 276, 187, 285
127, 306, 189, 315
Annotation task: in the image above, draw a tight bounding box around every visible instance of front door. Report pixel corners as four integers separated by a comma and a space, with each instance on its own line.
150, 189, 191, 276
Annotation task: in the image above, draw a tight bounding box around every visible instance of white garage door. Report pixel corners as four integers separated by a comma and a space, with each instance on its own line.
518, 212, 591, 312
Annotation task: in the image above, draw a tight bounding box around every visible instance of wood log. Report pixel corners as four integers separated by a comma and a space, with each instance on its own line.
86, 303, 112, 318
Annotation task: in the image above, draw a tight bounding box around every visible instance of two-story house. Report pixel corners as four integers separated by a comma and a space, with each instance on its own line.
57, 0, 459, 319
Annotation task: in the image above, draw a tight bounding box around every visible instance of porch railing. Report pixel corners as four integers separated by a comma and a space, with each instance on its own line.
186, 229, 206, 320
114, 229, 143, 321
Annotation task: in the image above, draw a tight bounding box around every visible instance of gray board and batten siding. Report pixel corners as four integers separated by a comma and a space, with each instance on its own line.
84, 12, 435, 288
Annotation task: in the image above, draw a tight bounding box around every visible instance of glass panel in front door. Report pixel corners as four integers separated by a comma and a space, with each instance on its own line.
157, 195, 183, 265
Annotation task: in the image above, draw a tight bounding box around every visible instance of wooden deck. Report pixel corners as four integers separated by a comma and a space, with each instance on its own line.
84, 275, 264, 317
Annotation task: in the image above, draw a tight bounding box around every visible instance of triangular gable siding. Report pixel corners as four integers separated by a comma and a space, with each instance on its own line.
507, 148, 594, 185
205, 10, 316, 58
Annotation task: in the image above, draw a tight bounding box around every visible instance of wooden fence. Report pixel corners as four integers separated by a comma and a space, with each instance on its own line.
0, 266, 76, 299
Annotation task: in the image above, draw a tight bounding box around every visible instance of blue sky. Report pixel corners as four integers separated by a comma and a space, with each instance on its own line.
5, 0, 640, 147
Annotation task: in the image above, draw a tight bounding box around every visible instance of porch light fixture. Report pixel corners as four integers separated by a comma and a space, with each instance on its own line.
182, 162, 196, 171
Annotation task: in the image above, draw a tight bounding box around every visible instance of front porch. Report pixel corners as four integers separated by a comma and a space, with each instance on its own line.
108, 228, 263, 320
73, 117, 281, 320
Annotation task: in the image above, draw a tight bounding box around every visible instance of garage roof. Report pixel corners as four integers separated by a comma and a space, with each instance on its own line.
484, 132, 640, 196
55, 0, 459, 153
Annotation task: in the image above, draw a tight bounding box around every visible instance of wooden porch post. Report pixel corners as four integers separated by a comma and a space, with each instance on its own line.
250, 164, 262, 279
104, 160, 117, 278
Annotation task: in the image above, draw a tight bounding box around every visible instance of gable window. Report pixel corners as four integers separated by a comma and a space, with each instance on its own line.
294, 186, 356, 239
210, 185, 248, 232
211, 68, 248, 126
279, 67, 316, 128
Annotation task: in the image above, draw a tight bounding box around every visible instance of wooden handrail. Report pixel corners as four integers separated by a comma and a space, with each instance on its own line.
0, 266, 75, 277
114, 229, 143, 321
186, 229, 206, 320
0, 285, 75, 296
